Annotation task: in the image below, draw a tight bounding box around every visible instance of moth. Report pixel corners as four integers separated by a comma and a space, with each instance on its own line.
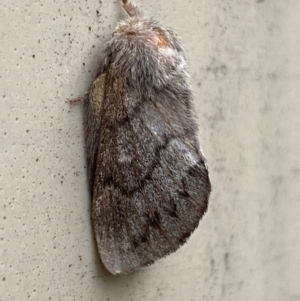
83, 0, 211, 275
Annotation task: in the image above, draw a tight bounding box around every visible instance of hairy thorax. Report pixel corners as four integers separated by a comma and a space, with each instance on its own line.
102, 17, 187, 96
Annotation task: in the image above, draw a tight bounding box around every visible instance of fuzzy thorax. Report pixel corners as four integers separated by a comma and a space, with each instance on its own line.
103, 17, 188, 97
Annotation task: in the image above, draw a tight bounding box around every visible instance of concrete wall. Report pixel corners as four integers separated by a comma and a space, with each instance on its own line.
1, 0, 300, 300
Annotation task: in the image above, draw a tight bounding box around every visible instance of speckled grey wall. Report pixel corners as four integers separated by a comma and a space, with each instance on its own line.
1, 0, 300, 300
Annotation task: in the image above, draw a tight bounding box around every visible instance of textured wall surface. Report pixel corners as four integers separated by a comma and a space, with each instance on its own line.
1, 0, 300, 300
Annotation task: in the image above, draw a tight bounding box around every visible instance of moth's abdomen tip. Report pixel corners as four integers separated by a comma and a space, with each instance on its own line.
105, 264, 137, 276
110, 268, 122, 276
101, 259, 122, 275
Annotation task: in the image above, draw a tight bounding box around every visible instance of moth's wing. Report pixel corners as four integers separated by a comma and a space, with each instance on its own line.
92, 78, 211, 275
84, 73, 106, 194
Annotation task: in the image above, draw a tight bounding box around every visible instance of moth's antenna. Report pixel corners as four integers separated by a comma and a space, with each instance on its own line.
122, 0, 140, 17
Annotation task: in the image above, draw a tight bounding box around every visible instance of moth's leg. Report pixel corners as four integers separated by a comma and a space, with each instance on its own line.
67, 92, 89, 105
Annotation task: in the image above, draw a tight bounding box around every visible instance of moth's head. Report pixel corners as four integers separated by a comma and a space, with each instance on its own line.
108, 17, 187, 95
113, 17, 186, 72
114, 18, 184, 61
115, 0, 185, 68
